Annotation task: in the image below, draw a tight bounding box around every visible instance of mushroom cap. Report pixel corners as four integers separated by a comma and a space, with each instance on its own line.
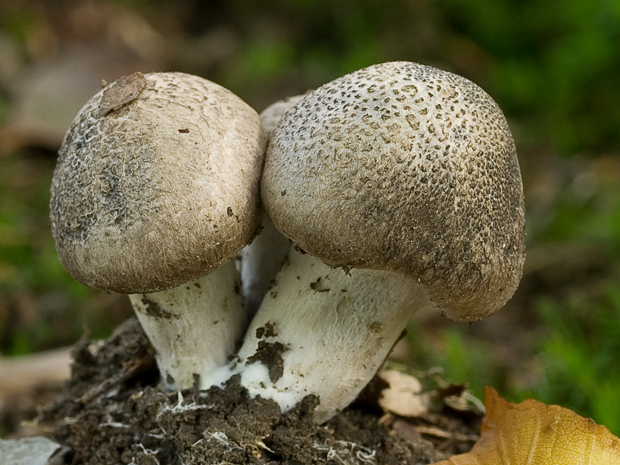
50, 72, 268, 293
259, 95, 307, 133
262, 62, 525, 321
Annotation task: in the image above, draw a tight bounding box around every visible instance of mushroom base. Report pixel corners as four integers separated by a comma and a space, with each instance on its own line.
33, 317, 478, 464
233, 248, 433, 423
129, 261, 245, 390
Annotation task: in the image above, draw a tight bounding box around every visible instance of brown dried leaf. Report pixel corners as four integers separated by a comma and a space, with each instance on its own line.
377, 370, 431, 417
433, 387, 620, 464
99, 71, 147, 116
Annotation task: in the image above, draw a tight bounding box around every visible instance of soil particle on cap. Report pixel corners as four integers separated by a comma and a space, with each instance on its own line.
34, 317, 478, 465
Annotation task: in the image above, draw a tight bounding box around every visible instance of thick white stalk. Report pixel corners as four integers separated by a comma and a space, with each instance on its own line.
129, 261, 244, 390
235, 248, 432, 423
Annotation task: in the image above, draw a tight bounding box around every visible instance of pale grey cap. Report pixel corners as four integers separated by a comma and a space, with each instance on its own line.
50, 72, 268, 293
262, 61, 525, 321
259, 95, 307, 133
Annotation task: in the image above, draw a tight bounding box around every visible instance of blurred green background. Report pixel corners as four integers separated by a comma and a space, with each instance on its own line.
1, 0, 620, 434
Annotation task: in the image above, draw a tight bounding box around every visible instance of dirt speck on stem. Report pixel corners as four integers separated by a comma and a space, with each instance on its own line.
246, 340, 288, 383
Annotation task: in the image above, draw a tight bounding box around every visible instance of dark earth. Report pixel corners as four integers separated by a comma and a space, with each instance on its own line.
31, 318, 481, 465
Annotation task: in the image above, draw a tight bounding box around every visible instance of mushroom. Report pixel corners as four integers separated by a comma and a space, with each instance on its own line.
50, 71, 267, 390
238, 95, 305, 317
233, 61, 526, 423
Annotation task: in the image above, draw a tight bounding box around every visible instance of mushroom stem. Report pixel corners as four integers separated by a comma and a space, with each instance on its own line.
129, 261, 244, 390
234, 247, 432, 423
238, 214, 291, 318
235, 94, 305, 318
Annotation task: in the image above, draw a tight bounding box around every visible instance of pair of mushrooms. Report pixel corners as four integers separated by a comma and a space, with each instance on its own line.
50, 62, 525, 423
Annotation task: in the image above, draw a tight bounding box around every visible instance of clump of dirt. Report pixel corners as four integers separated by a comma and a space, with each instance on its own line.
37, 318, 480, 464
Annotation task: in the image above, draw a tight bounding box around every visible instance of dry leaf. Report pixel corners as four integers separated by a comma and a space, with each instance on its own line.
0, 347, 71, 399
433, 386, 620, 464
377, 370, 431, 417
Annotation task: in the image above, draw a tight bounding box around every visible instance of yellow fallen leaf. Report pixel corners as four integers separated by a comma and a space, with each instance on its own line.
433, 386, 620, 465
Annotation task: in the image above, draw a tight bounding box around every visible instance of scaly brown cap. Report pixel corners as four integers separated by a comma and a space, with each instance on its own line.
262, 62, 525, 321
51, 72, 267, 293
